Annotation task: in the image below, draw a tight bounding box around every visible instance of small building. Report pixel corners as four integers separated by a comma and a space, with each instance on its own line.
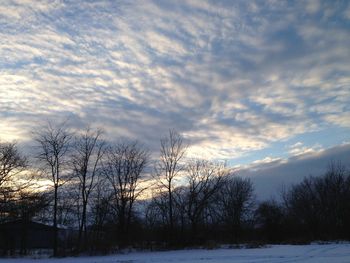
0, 220, 73, 255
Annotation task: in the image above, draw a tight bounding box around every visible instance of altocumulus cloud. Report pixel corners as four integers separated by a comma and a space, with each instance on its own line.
0, 0, 349, 166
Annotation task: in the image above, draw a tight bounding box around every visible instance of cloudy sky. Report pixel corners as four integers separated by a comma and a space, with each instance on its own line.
1, 0, 349, 190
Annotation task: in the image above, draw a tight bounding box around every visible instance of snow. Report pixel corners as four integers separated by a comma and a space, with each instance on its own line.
1, 243, 350, 263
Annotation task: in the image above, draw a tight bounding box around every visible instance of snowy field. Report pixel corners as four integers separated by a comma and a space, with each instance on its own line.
1, 243, 350, 263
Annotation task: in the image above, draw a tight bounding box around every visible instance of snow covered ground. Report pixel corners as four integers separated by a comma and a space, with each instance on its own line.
1, 243, 350, 263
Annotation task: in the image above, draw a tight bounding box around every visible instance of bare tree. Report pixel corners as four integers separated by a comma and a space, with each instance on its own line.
103, 141, 148, 246
255, 199, 285, 242
90, 175, 112, 252
215, 175, 255, 242
34, 122, 72, 256
282, 161, 350, 240
0, 140, 27, 189
145, 190, 170, 244
184, 160, 227, 242
72, 127, 105, 251
0, 140, 28, 222
154, 130, 187, 237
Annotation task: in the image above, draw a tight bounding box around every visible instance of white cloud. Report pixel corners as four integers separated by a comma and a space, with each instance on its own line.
0, 0, 349, 162
305, 0, 321, 14
287, 142, 323, 157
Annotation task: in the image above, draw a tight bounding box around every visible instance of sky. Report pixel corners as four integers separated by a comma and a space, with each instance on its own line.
0, 0, 350, 195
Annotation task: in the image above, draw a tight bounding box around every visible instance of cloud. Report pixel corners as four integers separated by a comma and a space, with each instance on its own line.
239, 143, 350, 200
287, 141, 322, 156
305, 0, 321, 14
0, 0, 349, 166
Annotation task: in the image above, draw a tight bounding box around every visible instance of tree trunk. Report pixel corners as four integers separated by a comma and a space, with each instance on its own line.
53, 184, 58, 257
168, 181, 173, 239
78, 190, 88, 252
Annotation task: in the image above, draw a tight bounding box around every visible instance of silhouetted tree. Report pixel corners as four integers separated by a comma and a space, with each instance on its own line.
184, 160, 226, 243
90, 176, 113, 252
0, 140, 28, 222
282, 161, 350, 240
34, 121, 72, 256
255, 200, 285, 243
215, 175, 255, 242
0, 140, 27, 188
103, 141, 148, 246
72, 127, 105, 251
153, 130, 187, 241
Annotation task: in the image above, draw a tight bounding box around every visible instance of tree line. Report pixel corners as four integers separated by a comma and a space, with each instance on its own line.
0, 122, 349, 256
